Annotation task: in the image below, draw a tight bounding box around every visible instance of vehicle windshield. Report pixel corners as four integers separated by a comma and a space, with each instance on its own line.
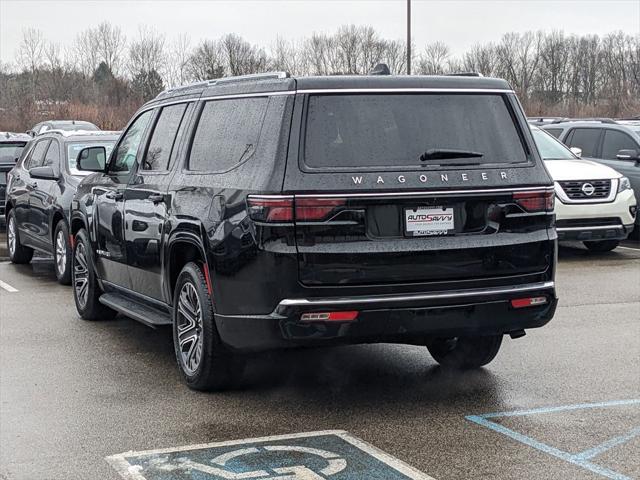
304, 93, 529, 170
67, 141, 115, 175
0, 143, 27, 164
532, 127, 575, 160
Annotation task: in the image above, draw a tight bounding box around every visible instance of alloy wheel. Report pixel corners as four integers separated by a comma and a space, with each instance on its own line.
7, 217, 16, 256
176, 282, 203, 375
74, 242, 89, 308
55, 230, 67, 277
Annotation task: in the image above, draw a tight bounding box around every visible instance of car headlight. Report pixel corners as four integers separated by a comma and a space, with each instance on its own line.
618, 177, 631, 193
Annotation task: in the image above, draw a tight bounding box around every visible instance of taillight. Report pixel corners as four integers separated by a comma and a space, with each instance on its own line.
510, 296, 548, 309
247, 195, 294, 223
247, 195, 346, 223
300, 311, 359, 322
513, 190, 554, 212
296, 197, 346, 221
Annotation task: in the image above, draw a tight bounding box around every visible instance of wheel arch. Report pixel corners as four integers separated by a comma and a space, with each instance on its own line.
165, 230, 211, 305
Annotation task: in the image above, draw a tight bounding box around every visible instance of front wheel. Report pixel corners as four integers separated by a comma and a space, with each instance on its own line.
6, 210, 33, 264
53, 221, 72, 285
428, 335, 503, 369
173, 262, 244, 391
72, 229, 116, 321
583, 240, 619, 253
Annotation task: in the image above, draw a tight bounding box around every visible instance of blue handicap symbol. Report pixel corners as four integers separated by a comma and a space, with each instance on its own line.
107, 430, 434, 480
466, 399, 640, 480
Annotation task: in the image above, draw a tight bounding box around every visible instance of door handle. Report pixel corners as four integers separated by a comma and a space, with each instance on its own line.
105, 191, 123, 200
149, 193, 164, 204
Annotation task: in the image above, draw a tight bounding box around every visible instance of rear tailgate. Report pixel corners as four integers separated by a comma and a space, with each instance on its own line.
283, 90, 555, 289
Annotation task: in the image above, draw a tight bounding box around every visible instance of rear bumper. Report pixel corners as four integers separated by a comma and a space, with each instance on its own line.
556, 223, 634, 241
214, 281, 557, 352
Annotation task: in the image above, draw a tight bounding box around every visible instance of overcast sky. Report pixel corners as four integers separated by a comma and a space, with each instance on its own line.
1, 0, 639, 63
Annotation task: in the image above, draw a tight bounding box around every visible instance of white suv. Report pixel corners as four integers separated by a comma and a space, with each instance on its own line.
531, 126, 637, 252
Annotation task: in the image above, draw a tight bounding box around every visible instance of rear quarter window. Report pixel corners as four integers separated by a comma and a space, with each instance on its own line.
303, 93, 529, 171
188, 97, 268, 172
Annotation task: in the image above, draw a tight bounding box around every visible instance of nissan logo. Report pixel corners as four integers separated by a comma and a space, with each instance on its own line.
581, 183, 596, 196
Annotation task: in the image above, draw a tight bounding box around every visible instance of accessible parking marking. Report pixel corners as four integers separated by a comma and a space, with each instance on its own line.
107, 430, 436, 480
466, 399, 640, 480
0, 279, 18, 292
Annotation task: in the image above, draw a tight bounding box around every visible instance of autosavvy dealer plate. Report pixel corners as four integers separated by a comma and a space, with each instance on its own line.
404, 206, 455, 236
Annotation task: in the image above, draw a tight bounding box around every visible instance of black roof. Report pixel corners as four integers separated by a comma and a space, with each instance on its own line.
147, 73, 512, 108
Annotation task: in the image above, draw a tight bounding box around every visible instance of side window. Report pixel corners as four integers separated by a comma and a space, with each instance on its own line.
566, 128, 601, 157
43, 140, 60, 168
601, 130, 639, 160
189, 97, 268, 172
142, 103, 188, 171
111, 110, 153, 174
26, 140, 50, 170
544, 128, 562, 138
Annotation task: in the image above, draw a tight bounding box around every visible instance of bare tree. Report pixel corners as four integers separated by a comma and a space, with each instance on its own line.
220, 34, 267, 76
188, 39, 225, 81
17, 28, 45, 74
94, 22, 127, 76
165, 34, 193, 86
417, 41, 450, 74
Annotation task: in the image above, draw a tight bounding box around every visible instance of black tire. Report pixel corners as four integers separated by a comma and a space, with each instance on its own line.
72, 228, 117, 321
583, 240, 619, 253
6, 209, 33, 264
172, 262, 245, 391
428, 335, 503, 369
53, 221, 72, 285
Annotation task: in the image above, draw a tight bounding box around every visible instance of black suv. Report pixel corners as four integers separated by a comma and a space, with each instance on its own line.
5, 130, 117, 283
71, 72, 557, 391
0, 132, 30, 223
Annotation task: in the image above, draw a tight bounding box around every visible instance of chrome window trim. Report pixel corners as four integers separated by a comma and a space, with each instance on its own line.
294, 185, 554, 199
296, 88, 515, 94
277, 281, 555, 309
554, 179, 618, 204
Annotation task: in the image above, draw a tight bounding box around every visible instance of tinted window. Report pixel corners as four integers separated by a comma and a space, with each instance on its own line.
143, 104, 187, 171
544, 128, 562, 138
189, 97, 268, 172
111, 110, 153, 173
566, 128, 600, 157
43, 140, 60, 167
0, 143, 26, 164
304, 94, 527, 170
601, 130, 638, 160
26, 140, 50, 169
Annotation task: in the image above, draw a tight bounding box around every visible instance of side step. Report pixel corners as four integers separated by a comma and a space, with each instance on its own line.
99, 293, 172, 328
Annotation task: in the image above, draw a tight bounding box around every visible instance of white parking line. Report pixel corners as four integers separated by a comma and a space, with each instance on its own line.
0, 280, 18, 292
618, 246, 640, 251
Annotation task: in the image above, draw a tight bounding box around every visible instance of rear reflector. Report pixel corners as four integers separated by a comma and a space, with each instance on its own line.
513, 190, 554, 212
300, 311, 359, 322
510, 296, 548, 309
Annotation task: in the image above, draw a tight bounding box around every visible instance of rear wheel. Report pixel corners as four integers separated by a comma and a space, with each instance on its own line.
172, 262, 244, 391
72, 228, 116, 320
6, 210, 33, 264
583, 240, 619, 253
428, 335, 503, 369
53, 221, 72, 285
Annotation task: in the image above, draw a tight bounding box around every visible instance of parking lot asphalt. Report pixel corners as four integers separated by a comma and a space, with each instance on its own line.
0, 238, 639, 480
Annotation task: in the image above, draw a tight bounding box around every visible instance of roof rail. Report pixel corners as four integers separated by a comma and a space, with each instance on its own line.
209, 71, 290, 86
37, 129, 119, 138
558, 118, 617, 124
446, 72, 483, 77
160, 80, 211, 97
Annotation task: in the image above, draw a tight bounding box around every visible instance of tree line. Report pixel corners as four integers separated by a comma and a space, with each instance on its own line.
0, 23, 638, 131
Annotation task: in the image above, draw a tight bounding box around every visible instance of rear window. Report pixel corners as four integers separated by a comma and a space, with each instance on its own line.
303, 93, 528, 171
543, 128, 562, 138
0, 143, 26, 164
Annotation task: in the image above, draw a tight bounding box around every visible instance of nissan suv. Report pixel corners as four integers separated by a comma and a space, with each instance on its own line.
70, 71, 558, 391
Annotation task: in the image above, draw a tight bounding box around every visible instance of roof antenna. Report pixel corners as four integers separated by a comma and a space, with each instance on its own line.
370, 63, 391, 75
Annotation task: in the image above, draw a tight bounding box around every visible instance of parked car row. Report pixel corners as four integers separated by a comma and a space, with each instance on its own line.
528, 117, 640, 236
0, 132, 31, 223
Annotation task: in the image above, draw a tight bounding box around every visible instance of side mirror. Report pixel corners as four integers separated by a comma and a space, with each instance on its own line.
29, 165, 58, 180
570, 147, 582, 158
616, 149, 640, 161
77, 146, 107, 172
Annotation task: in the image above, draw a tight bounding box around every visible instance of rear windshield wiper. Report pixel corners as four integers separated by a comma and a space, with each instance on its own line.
419, 148, 484, 162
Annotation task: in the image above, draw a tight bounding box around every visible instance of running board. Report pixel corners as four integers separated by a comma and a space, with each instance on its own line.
99, 293, 172, 328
